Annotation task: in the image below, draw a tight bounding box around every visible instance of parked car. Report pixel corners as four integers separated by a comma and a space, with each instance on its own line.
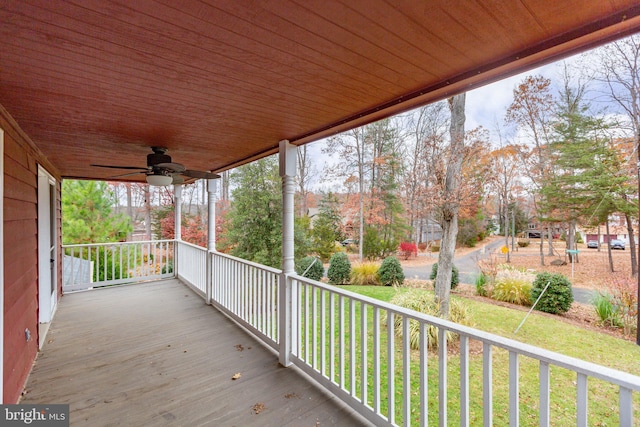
341, 238, 358, 246
587, 240, 599, 249
610, 239, 626, 250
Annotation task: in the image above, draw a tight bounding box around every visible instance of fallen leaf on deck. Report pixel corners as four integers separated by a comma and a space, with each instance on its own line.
231, 372, 242, 380
252, 402, 265, 414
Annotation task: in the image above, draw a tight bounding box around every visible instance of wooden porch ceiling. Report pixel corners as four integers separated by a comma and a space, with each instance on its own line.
1, 1, 639, 181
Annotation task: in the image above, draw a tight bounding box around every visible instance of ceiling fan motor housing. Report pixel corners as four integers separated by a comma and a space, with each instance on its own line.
147, 151, 172, 167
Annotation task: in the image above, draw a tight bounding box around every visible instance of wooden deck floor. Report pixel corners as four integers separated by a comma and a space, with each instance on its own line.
21, 279, 368, 426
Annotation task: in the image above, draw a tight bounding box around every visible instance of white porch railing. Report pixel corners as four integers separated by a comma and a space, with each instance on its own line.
284, 274, 640, 427
62, 240, 174, 292
210, 251, 280, 351
176, 241, 208, 296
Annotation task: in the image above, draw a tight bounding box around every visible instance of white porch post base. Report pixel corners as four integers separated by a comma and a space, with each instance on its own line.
174, 184, 182, 279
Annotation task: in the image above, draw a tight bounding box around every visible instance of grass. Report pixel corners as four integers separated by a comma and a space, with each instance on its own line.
323, 285, 640, 425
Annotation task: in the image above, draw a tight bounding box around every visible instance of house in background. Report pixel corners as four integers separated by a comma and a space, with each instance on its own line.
2, 2, 640, 424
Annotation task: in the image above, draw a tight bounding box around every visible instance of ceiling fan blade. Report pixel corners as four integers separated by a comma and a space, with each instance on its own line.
171, 175, 185, 185
156, 162, 186, 173
92, 164, 148, 171
182, 170, 221, 179
110, 171, 147, 178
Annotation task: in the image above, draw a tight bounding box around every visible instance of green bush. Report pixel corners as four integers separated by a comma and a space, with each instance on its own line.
295, 256, 324, 281
351, 262, 380, 286
531, 272, 573, 314
388, 290, 473, 350
378, 256, 405, 286
592, 292, 621, 327
492, 267, 535, 306
429, 262, 459, 289
517, 239, 530, 247
327, 252, 351, 285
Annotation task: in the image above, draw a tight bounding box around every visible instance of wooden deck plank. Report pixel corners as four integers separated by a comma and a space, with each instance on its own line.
21, 279, 368, 426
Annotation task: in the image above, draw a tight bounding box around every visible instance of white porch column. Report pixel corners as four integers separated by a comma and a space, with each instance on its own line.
173, 184, 182, 280
174, 184, 182, 241
206, 179, 217, 305
279, 140, 297, 367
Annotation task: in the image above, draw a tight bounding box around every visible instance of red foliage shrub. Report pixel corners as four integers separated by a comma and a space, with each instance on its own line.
399, 242, 418, 260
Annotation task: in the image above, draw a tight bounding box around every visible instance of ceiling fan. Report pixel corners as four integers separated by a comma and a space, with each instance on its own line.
91, 146, 220, 186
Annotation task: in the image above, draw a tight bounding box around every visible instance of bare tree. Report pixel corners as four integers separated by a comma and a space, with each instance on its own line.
434, 93, 466, 318
324, 127, 370, 260
402, 103, 449, 243
296, 144, 316, 216
506, 75, 556, 265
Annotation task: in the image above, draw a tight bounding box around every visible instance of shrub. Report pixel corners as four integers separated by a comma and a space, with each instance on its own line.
475, 273, 487, 297
295, 256, 324, 281
517, 239, 530, 248
592, 292, 621, 327
429, 262, 459, 289
531, 272, 573, 314
430, 244, 440, 252
417, 242, 427, 252
399, 242, 418, 260
388, 290, 473, 350
492, 267, 535, 306
606, 274, 638, 336
327, 252, 351, 285
378, 256, 405, 286
351, 262, 380, 286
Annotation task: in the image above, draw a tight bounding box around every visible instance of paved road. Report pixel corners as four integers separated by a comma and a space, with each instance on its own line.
403, 239, 594, 304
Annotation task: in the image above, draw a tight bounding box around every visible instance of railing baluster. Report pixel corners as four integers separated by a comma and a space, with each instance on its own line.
349, 298, 356, 397
312, 284, 318, 369
619, 386, 632, 427
438, 328, 447, 427
483, 343, 493, 426
577, 373, 588, 427
403, 316, 410, 426
361, 301, 368, 406
305, 284, 310, 363
373, 307, 380, 415
330, 292, 335, 383
460, 335, 469, 427
321, 289, 326, 376
539, 361, 550, 427
339, 295, 345, 389
420, 322, 428, 427
509, 351, 519, 426
388, 312, 395, 425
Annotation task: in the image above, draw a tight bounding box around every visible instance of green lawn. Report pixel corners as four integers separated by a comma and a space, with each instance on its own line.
320, 285, 640, 426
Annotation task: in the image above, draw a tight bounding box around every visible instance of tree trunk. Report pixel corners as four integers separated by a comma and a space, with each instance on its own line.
624, 212, 637, 276
606, 220, 614, 273
547, 225, 554, 256
435, 93, 465, 318
539, 226, 545, 266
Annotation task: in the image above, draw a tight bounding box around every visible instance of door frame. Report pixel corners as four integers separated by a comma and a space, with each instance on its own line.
37, 166, 57, 331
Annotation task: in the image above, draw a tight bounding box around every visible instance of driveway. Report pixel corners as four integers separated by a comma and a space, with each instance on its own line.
403, 238, 594, 304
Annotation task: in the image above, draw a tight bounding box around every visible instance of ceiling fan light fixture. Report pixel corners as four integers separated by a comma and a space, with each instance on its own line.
146, 173, 173, 186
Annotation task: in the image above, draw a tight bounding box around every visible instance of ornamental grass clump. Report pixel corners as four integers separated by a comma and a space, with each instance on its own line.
388, 290, 473, 350
378, 256, 405, 286
492, 266, 535, 306
327, 252, 351, 285
350, 262, 380, 286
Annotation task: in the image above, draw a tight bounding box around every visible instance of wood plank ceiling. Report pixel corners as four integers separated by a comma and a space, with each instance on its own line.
1, 0, 639, 181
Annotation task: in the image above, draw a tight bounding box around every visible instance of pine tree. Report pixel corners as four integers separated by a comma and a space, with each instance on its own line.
62, 180, 132, 244
311, 192, 344, 262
